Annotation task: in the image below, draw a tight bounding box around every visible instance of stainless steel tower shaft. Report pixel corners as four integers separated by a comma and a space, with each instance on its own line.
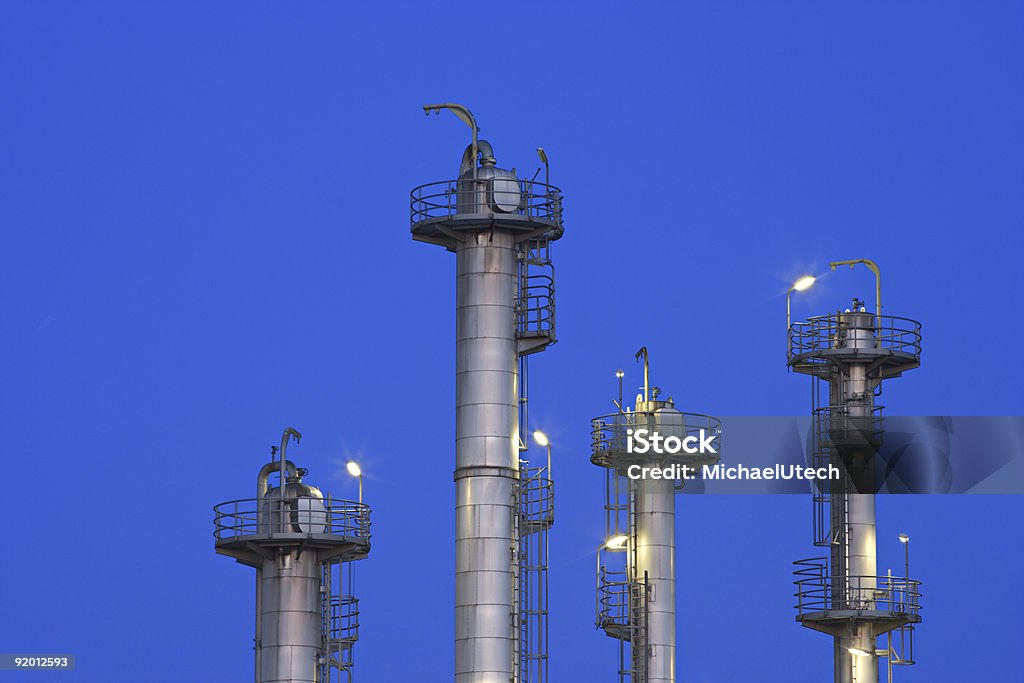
258, 550, 323, 682
454, 228, 520, 682
633, 404, 679, 683
833, 309, 879, 683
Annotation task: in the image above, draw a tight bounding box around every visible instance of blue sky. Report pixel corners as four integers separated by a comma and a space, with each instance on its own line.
1, 3, 1021, 681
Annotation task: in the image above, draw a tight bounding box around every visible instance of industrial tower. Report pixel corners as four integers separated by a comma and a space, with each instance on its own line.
411, 104, 562, 683
788, 260, 922, 683
214, 427, 372, 683
590, 349, 720, 683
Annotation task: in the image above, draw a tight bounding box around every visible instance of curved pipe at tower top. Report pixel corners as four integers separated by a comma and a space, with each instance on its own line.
460, 139, 496, 177
257, 460, 297, 498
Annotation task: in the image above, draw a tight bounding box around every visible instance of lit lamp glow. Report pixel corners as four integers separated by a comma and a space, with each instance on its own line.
532, 430, 552, 477
793, 275, 816, 291
899, 533, 910, 580
605, 535, 629, 550
346, 461, 363, 504
786, 275, 817, 360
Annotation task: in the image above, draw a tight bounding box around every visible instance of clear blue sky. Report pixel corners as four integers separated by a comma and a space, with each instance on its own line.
2, 3, 1021, 682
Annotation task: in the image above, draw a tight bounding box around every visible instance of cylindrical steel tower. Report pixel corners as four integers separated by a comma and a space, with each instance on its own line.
411, 104, 563, 683
790, 268, 923, 683
591, 350, 720, 683
214, 428, 372, 683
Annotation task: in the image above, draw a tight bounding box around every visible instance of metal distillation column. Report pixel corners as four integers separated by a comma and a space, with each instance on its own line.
214, 428, 372, 683
592, 352, 720, 683
790, 278, 923, 683
411, 104, 564, 683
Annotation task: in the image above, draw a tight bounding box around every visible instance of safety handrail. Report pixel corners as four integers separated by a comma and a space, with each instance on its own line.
793, 558, 922, 617
410, 178, 563, 232
789, 313, 922, 362
213, 496, 371, 541
597, 566, 633, 629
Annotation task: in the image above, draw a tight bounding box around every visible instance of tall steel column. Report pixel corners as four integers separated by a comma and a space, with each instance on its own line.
411, 104, 563, 683
789, 263, 923, 683
214, 428, 372, 683
592, 351, 719, 683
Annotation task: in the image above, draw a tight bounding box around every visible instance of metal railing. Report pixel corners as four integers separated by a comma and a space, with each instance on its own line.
789, 313, 922, 364
517, 462, 552, 683
591, 411, 721, 468
410, 178, 563, 231
213, 496, 371, 541
597, 566, 633, 637
597, 565, 649, 682
519, 468, 554, 533
794, 558, 922, 618
327, 595, 359, 648
516, 271, 555, 339
813, 404, 885, 454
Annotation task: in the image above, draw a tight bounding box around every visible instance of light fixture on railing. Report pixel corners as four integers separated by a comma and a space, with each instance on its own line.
787, 275, 816, 333
346, 461, 363, 504
532, 430, 552, 478
899, 533, 910, 581
604, 535, 629, 550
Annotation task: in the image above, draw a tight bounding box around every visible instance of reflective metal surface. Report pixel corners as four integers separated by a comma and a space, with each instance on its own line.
259, 550, 321, 683
454, 227, 519, 683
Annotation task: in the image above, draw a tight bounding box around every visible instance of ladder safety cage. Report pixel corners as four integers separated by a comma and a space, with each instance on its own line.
515, 460, 554, 683
594, 410, 649, 683
319, 559, 359, 683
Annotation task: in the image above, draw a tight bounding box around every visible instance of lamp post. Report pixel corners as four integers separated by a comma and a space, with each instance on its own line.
786, 276, 816, 362
346, 461, 363, 505
532, 430, 552, 479
786, 275, 817, 331
615, 369, 624, 413
899, 533, 910, 580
